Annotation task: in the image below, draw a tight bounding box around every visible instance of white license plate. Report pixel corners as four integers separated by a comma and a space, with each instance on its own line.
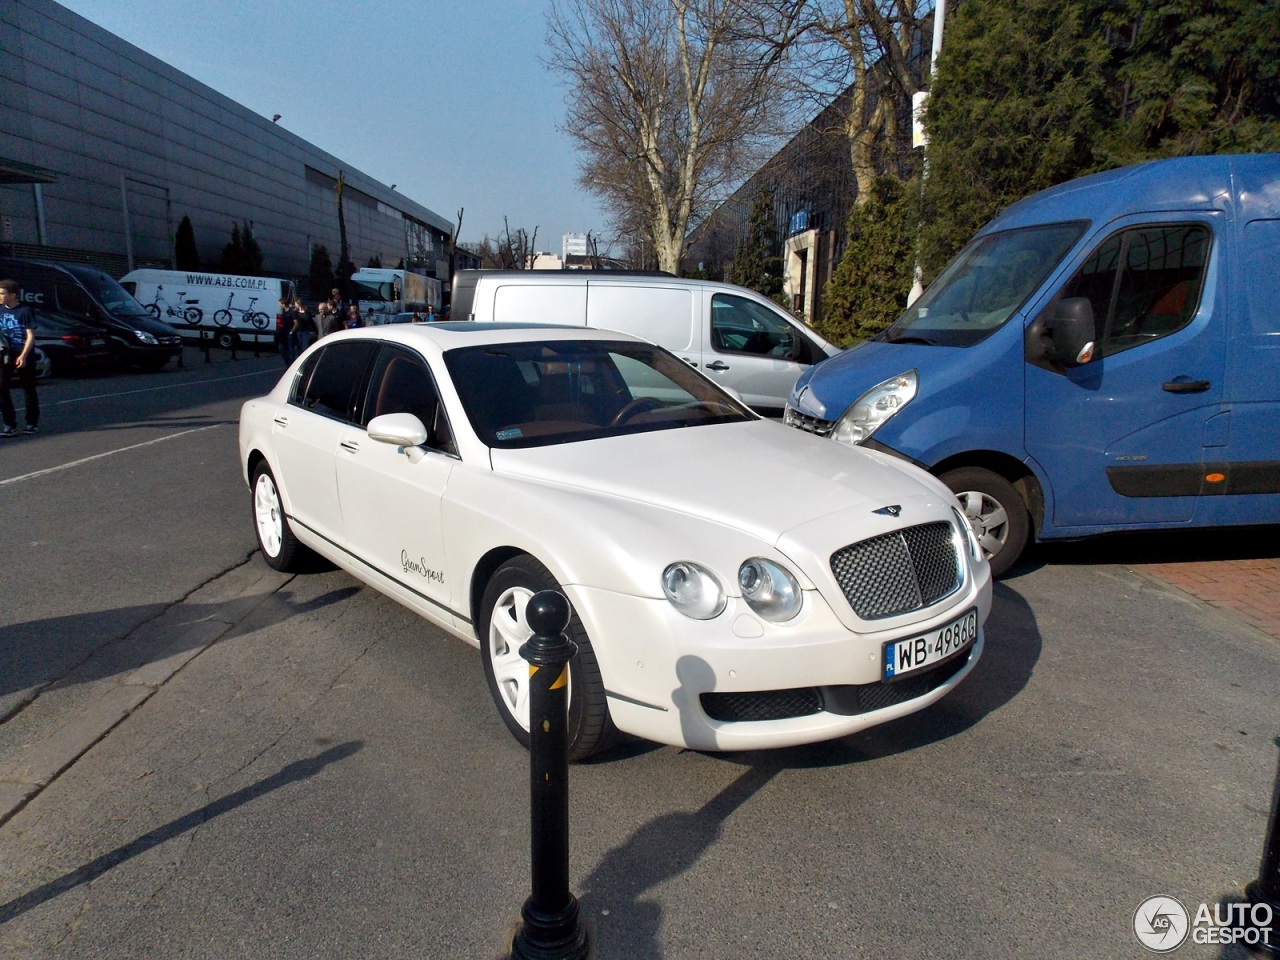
883, 608, 978, 681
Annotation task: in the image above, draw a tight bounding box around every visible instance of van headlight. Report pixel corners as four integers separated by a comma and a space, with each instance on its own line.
831, 370, 917, 446
738, 558, 802, 622
662, 562, 725, 620
133, 330, 159, 345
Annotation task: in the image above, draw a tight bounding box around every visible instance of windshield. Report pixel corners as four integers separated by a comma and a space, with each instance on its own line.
76, 270, 152, 318
884, 222, 1087, 347
444, 339, 754, 448
351, 279, 394, 303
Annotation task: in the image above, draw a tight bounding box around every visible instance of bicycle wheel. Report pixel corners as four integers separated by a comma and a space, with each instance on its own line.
249, 312, 269, 329
184, 307, 202, 325
145, 304, 160, 319
213, 310, 232, 327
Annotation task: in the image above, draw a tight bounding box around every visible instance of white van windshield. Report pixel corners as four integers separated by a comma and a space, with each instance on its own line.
884, 222, 1087, 347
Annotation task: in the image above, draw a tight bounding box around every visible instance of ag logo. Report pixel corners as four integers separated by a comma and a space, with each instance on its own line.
1134, 895, 1190, 952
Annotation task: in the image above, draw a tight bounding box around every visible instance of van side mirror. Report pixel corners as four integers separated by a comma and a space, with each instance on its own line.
1026, 297, 1096, 369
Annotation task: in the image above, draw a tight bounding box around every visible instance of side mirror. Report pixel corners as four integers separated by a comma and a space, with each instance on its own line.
1026, 297, 1096, 369
368, 412, 428, 449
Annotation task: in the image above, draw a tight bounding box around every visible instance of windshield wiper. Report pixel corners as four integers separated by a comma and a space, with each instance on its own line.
884, 332, 938, 346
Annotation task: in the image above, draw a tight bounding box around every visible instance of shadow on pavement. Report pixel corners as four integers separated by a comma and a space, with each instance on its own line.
0, 741, 363, 925
1009, 524, 1280, 576
0, 584, 360, 715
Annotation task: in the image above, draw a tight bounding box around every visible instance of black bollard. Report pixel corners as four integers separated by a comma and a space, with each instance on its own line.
201, 327, 211, 364
508, 590, 589, 960
1242, 738, 1280, 956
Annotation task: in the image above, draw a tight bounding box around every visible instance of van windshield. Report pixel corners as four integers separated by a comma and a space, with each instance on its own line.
882, 222, 1087, 348
77, 271, 151, 318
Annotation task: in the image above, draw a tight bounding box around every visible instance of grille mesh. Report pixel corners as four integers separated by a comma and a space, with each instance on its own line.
701, 688, 823, 723
831, 521, 960, 619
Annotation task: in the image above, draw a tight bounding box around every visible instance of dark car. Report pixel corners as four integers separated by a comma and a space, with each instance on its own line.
29, 308, 115, 376
0, 258, 183, 371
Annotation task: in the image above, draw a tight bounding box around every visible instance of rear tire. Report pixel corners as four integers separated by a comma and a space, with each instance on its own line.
216, 331, 238, 350
479, 555, 617, 761
940, 467, 1029, 578
251, 462, 311, 572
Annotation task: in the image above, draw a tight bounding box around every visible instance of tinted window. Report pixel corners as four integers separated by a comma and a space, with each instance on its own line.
361, 346, 456, 455
444, 339, 753, 448
55, 283, 92, 317
295, 341, 377, 421
1059, 224, 1209, 357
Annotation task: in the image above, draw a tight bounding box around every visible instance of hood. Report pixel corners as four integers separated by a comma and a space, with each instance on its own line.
791, 339, 947, 421
488, 419, 944, 548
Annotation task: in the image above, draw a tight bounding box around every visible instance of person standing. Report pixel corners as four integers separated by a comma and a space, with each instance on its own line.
275, 297, 294, 365
345, 304, 365, 329
0, 278, 39, 437
425, 304, 436, 322
291, 298, 316, 355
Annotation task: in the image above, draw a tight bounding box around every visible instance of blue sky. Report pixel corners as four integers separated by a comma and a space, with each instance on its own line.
58, 0, 612, 255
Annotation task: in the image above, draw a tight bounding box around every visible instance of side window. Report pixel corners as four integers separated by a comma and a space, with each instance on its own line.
1059, 224, 1210, 358
295, 341, 377, 422
55, 282, 92, 317
362, 346, 457, 455
710, 294, 797, 358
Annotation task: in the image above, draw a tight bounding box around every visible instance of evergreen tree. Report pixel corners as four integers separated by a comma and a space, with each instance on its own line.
174, 215, 200, 270
309, 244, 335, 296
818, 176, 918, 346
240, 222, 263, 276
727, 189, 783, 301
918, 0, 1109, 280
219, 221, 246, 275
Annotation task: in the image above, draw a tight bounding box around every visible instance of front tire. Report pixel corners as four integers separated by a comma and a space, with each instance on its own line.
479, 555, 617, 761
940, 467, 1029, 578
251, 462, 310, 572
213, 309, 232, 327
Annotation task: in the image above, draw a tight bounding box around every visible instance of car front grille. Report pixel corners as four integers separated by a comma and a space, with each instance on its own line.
783, 405, 834, 437
831, 521, 961, 619
698, 652, 973, 723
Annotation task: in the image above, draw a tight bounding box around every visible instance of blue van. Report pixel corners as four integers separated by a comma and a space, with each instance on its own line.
785, 154, 1280, 575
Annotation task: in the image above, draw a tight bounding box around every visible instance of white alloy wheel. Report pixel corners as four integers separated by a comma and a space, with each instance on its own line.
254, 472, 284, 558
940, 466, 1030, 578
487, 584, 573, 731
956, 489, 1009, 557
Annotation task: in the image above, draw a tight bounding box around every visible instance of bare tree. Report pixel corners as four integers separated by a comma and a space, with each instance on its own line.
547, 0, 800, 273
498, 218, 540, 269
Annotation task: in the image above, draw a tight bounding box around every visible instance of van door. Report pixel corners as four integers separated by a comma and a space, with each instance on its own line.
1024, 218, 1224, 527
704, 290, 822, 415
1218, 218, 1280, 511
584, 282, 698, 365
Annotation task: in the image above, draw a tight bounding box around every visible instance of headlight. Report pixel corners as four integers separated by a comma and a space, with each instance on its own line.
952, 506, 982, 562
133, 330, 159, 344
662, 562, 725, 620
738, 558, 802, 622
831, 370, 917, 446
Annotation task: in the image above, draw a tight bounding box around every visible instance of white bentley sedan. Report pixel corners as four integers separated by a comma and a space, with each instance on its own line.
239, 323, 992, 759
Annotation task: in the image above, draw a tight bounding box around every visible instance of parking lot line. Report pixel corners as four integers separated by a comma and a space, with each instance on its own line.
0, 425, 226, 488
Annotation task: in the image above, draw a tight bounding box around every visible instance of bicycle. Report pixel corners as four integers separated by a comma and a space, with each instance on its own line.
213, 293, 270, 329
145, 285, 202, 325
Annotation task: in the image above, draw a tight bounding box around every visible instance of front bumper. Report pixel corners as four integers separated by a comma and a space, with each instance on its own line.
565, 571, 990, 752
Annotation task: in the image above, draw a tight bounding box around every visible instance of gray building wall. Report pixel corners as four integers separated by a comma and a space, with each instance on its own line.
0, 0, 454, 286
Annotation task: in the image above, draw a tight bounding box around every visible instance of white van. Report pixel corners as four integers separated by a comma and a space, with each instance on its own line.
450, 270, 840, 415
119, 269, 296, 348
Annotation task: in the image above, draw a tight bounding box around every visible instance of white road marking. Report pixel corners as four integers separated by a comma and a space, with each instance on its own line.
0, 425, 227, 487
44, 368, 279, 407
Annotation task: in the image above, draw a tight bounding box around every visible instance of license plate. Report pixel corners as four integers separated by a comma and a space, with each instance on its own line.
883, 608, 978, 681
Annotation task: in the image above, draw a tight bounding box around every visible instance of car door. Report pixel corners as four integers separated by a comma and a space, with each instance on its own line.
334, 344, 457, 626
1024, 218, 1224, 527
271, 340, 378, 544
703, 290, 826, 415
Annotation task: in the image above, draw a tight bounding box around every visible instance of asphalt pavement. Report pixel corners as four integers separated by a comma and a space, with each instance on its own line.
0, 350, 1277, 959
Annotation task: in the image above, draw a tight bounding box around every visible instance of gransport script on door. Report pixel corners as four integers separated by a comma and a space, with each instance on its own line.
401, 550, 445, 584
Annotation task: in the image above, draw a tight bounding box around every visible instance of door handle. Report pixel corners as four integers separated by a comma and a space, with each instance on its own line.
1162, 379, 1210, 394
339, 440, 360, 453
705, 361, 731, 372
273, 416, 288, 427
683, 358, 698, 367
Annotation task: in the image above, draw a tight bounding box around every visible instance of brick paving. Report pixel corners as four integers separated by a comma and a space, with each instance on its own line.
1039, 526, 1280, 642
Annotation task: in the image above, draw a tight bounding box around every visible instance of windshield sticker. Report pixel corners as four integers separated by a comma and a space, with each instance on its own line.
496, 427, 523, 440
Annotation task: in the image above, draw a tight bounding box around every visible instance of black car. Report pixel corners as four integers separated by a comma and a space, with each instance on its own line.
29, 308, 116, 376
0, 258, 183, 371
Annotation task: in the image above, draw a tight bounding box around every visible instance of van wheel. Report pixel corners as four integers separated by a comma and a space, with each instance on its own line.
478, 555, 617, 761
216, 331, 238, 350
940, 467, 1029, 578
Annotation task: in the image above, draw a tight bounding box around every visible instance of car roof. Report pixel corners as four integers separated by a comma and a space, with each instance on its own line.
330, 321, 648, 349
